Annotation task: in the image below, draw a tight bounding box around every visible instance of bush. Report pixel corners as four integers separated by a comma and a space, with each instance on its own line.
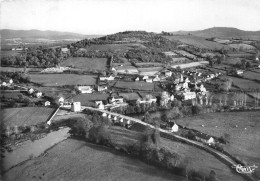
192, 105, 203, 114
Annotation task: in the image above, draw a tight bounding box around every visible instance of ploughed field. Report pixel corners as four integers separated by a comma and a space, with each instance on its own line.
29, 73, 97, 86
3, 139, 186, 181
60, 57, 108, 71
177, 111, 260, 178
0, 107, 55, 127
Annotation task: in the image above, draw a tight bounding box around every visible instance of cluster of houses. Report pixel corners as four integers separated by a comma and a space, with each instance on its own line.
27, 88, 43, 98
77, 85, 108, 94
1, 79, 13, 87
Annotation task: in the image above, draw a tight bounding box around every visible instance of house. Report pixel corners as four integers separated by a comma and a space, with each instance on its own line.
58, 97, 65, 103
146, 78, 153, 83
136, 97, 157, 104
153, 75, 160, 82
171, 123, 179, 132
44, 101, 51, 106
198, 84, 206, 92
98, 85, 107, 92
71, 102, 81, 112
142, 75, 149, 80
165, 71, 172, 77
61, 47, 69, 53
135, 77, 140, 81
9, 79, 13, 84
33, 91, 42, 98
195, 134, 215, 145
236, 70, 244, 75
108, 96, 124, 104
78, 86, 93, 94
100, 75, 115, 81
182, 92, 196, 100
28, 88, 34, 94
2, 82, 7, 86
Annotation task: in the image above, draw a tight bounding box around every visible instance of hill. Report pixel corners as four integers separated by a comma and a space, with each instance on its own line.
0, 29, 102, 40
171, 27, 260, 39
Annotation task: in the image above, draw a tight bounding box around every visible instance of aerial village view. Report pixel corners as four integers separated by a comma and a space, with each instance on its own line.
0, 0, 260, 181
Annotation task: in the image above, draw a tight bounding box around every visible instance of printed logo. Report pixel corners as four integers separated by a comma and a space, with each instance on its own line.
232, 164, 258, 174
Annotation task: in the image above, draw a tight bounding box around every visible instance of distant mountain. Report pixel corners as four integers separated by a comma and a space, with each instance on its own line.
171, 27, 260, 38
0, 29, 102, 40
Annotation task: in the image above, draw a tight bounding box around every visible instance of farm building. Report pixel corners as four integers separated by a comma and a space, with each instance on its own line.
71, 102, 81, 112
146, 78, 153, 83
61, 47, 69, 53
100, 75, 115, 81
182, 92, 196, 100
171, 123, 179, 132
195, 135, 215, 145
163, 51, 178, 57
236, 70, 244, 75
44, 101, 51, 106
164, 71, 172, 77
1, 82, 7, 86
108, 96, 124, 104
97, 85, 107, 92
153, 75, 160, 82
135, 77, 140, 81
28, 88, 34, 94
58, 97, 65, 104
78, 86, 93, 94
136, 96, 157, 104
33, 91, 42, 98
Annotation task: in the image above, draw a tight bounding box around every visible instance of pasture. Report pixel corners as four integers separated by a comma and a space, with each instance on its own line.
79, 43, 146, 52
60, 57, 108, 71
228, 43, 256, 50
72, 93, 109, 106
3, 138, 186, 181
0, 107, 55, 127
224, 76, 260, 89
177, 111, 260, 178
164, 35, 230, 50
115, 66, 139, 74
137, 67, 164, 76
30, 74, 97, 86
0, 67, 43, 72
171, 61, 209, 69
242, 71, 260, 81
115, 81, 154, 91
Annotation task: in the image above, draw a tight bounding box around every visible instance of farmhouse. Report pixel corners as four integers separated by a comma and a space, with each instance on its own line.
71, 102, 81, 112
97, 85, 107, 92
135, 77, 140, 81
236, 70, 244, 75
100, 75, 115, 81
58, 97, 65, 104
33, 91, 42, 98
182, 92, 196, 100
61, 47, 69, 53
28, 88, 34, 94
164, 71, 172, 77
171, 123, 179, 132
108, 96, 124, 104
136, 96, 157, 104
146, 78, 153, 83
195, 134, 215, 145
44, 101, 51, 106
78, 86, 93, 94
153, 75, 160, 82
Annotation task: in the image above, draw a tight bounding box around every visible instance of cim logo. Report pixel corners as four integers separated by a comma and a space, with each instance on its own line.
232, 164, 258, 174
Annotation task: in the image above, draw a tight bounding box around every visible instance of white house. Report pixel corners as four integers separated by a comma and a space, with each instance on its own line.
71, 102, 81, 112
9, 79, 13, 84
153, 75, 160, 82
142, 75, 149, 80
182, 92, 196, 100
109, 96, 124, 104
28, 88, 34, 94
34, 91, 42, 98
171, 123, 179, 132
236, 70, 244, 75
136, 97, 157, 104
44, 101, 51, 106
58, 97, 65, 103
198, 84, 206, 92
146, 78, 153, 83
165, 71, 172, 77
2, 82, 7, 86
98, 85, 107, 92
78, 86, 93, 94
100, 75, 115, 81
195, 135, 215, 145
135, 77, 140, 81
61, 47, 69, 53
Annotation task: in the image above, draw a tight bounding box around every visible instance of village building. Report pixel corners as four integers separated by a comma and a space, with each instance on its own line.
58, 97, 65, 104
2, 82, 7, 86
78, 86, 93, 94
108, 96, 124, 104
153, 75, 160, 82
195, 134, 215, 145
33, 91, 42, 98
171, 123, 179, 132
236, 70, 244, 75
142, 75, 149, 80
44, 101, 51, 106
146, 78, 153, 83
61, 47, 69, 53
97, 85, 107, 92
136, 97, 157, 104
71, 102, 81, 112
28, 88, 34, 94
135, 77, 140, 81
164, 71, 172, 77
100, 75, 115, 81
182, 91, 196, 100
9, 79, 13, 84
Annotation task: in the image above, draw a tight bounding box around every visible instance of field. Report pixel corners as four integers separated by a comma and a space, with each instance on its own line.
225, 76, 260, 89
109, 127, 243, 181
171, 61, 208, 69
60, 57, 108, 71
115, 66, 139, 74
242, 71, 260, 81
137, 67, 164, 76
0, 107, 55, 127
0, 67, 43, 72
115, 81, 154, 91
72, 93, 109, 106
164, 35, 230, 50
3, 138, 186, 181
228, 43, 256, 50
0, 50, 20, 56
177, 111, 260, 178
30, 74, 97, 86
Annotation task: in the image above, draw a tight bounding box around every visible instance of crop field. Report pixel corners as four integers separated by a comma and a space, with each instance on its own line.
225, 76, 260, 89
30, 74, 97, 86
242, 71, 260, 81
3, 138, 186, 181
115, 81, 154, 91
115, 66, 139, 74
60, 57, 108, 71
177, 111, 260, 178
0, 107, 55, 127
135, 62, 162, 67
228, 43, 256, 50
79, 43, 146, 52
110, 127, 243, 181
227, 52, 253, 58
164, 35, 230, 50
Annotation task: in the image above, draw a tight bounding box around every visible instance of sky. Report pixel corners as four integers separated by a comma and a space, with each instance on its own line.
1, 0, 260, 35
